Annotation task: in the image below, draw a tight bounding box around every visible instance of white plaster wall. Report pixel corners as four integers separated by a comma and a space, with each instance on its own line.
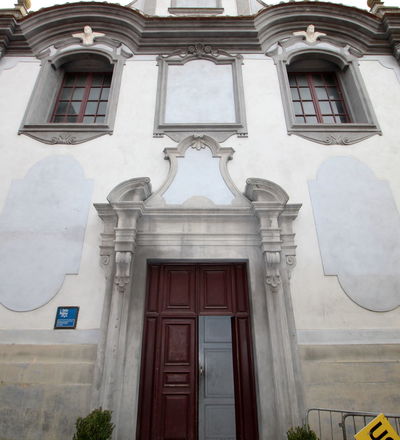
227, 56, 400, 334
0, 54, 399, 339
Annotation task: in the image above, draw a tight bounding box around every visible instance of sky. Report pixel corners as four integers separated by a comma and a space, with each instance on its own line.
4, 0, 399, 11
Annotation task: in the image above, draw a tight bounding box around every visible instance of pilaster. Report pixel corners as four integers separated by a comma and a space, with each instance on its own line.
92, 178, 151, 416
245, 178, 303, 435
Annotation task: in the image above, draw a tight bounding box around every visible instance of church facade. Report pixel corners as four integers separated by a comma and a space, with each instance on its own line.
0, 0, 399, 439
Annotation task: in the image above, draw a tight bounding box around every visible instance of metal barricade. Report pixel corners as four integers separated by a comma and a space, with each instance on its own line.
341, 412, 400, 440
306, 408, 400, 440
306, 408, 347, 440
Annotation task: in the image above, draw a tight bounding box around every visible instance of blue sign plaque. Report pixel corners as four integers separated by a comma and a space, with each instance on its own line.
54, 306, 79, 329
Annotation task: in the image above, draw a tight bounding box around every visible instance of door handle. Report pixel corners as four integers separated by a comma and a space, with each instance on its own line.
199, 364, 204, 376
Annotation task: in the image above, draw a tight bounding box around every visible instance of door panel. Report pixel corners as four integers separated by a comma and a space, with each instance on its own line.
199, 316, 236, 440
158, 318, 196, 440
137, 263, 259, 440
162, 266, 196, 315
231, 317, 259, 439
199, 266, 233, 314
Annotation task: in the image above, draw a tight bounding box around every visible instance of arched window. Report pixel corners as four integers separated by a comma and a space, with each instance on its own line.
287, 58, 351, 124
269, 39, 381, 145
19, 41, 131, 145
50, 54, 113, 124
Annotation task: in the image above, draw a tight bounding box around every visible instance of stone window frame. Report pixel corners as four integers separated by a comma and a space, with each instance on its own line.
19, 38, 132, 145
268, 38, 381, 145
153, 44, 248, 143
168, 0, 224, 16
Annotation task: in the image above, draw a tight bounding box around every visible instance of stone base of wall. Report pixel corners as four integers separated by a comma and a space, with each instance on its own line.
300, 344, 400, 413
0, 344, 97, 440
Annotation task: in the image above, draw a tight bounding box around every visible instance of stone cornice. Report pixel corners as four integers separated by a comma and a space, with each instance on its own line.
255, 2, 389, 55
0, 1, 399, 57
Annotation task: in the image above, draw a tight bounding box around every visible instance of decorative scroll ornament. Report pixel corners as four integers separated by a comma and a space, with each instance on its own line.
293, 25, 327, 43
50, 134, 77, 145
114, 251, 132, 293
190, 135, 207, 151
158, 43, 243, 63
265, 251, 281, 291
187, 43, 218, 57
101, 255, 111, 267
285, 255, 296, 279
72, 26, 105, 46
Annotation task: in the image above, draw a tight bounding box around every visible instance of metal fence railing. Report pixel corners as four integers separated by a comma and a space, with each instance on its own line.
341, 412, 400, 440
306, 408, 400, 440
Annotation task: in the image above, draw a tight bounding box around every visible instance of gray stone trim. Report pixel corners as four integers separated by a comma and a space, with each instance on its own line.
0, 329, 100, 344
169, 0, 223, 16
255, 2, 392, 55
153, 44, 247, 142
146, 135, 250, 207
1, 2, 399, 58
297, 329, 400, 345
2, 2, 399, 58
267, 37, 381, 145
168, 7, 224, 16
19, 38, 132, 145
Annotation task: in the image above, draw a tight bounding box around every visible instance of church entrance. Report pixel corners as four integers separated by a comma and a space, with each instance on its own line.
136, 263, 259, 439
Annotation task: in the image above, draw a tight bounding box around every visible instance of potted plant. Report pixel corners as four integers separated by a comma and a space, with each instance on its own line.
287, 424, 319, 440
72, 407, 114, 440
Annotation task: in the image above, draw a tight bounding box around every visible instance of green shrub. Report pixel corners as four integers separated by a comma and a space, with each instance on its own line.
287, 424, 319, 440
73, 408, 114, 440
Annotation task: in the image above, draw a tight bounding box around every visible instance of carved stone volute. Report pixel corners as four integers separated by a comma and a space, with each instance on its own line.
265, 251, 281, 291
95, 177, 152, 290
115, 251, 132, 293
245, 178, 301, 291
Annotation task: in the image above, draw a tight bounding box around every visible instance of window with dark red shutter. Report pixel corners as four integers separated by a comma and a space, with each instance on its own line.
51, 72, 112, 123
288, 72, 351, 124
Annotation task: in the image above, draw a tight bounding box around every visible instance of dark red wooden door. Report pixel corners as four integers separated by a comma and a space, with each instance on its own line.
136, 263, 259, 440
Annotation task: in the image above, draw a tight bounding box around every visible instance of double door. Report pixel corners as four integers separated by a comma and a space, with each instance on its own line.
137, 263, 258, 440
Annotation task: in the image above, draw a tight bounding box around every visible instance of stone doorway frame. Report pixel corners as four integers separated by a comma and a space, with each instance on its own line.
92, 138, 304, 439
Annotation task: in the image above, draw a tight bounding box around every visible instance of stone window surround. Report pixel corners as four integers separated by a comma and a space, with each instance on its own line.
153, 44, 248, 143
19, 39, 131, 145
268, 38, 382, 145
168, 0, 224, 16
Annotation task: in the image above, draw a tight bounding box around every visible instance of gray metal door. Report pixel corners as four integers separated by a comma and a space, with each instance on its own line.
198, 316, 236, 440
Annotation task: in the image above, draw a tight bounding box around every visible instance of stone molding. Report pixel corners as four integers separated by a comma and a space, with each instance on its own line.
168, 7, 224, 15
146, 135, 249, 207
255, 2, 392, 55
168, 0, 224, 16
153, 44, 247, 142
0, 2, 398, 57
